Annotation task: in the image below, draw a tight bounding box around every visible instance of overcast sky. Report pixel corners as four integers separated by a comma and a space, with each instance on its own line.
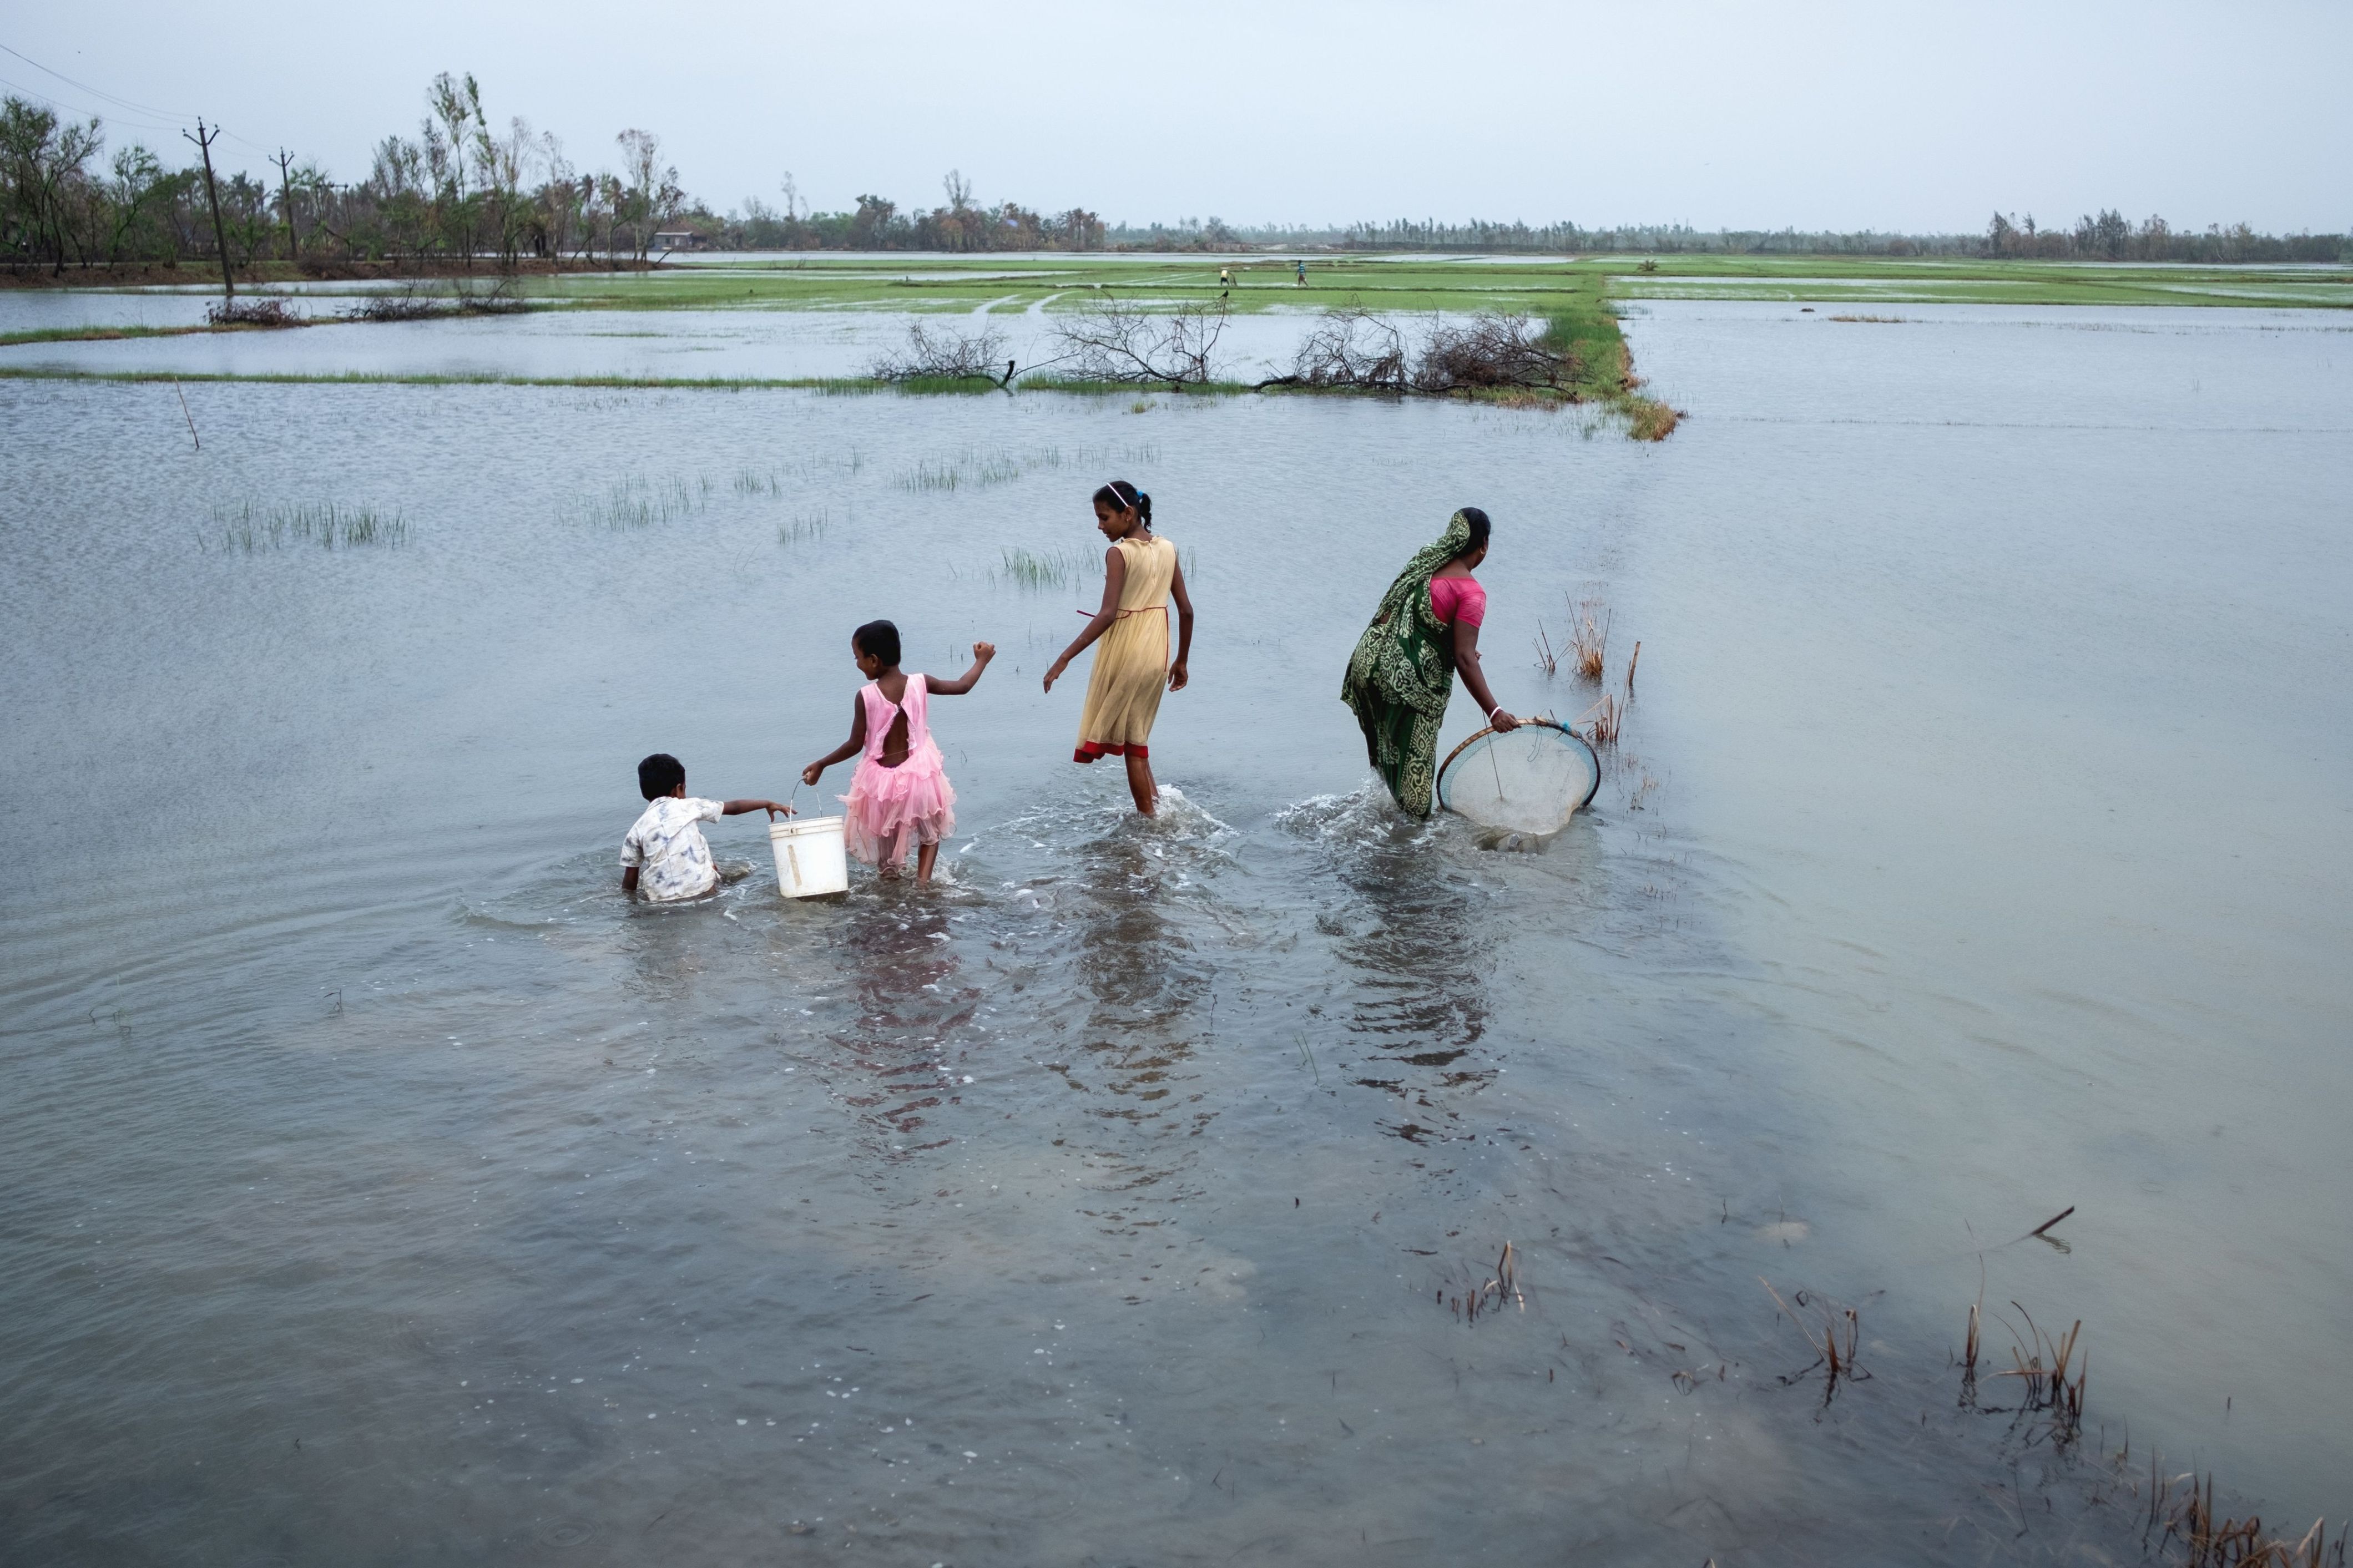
6, 1, 2347, 233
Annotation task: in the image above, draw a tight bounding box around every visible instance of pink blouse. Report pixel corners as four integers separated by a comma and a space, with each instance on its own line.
1428, 575, 1486, 628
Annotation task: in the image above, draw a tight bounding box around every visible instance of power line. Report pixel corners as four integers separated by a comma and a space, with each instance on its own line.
0, 39, 289, 161
0, 39, 199, 120
0, 71, 188, 137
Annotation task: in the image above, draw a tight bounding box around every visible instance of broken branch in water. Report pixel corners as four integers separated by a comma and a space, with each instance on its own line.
1053, 297, 1230, 388
173, 378, 199, 451
870, 318, 1010, 382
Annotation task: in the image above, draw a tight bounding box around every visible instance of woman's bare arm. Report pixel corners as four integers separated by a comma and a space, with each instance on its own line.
1450, 619, 1519, 731
1044, 548, 1129, 693
927, 641, 997, 696
1167, 556, 1194, 691
802, 694, 868, 783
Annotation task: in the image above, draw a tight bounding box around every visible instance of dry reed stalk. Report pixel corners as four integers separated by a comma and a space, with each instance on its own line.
1567, 598, 1610, 679
1580, 694, 1621, 747
1440, 1242, 1522, 1324
1532, 622, 1558, 676
1624, 640, 1640, 697
1961, 1300, 1981, 1405
1993, 1303, 2087, 1445
2164, 1471, 2343, 1567
1761, 1278, 1866, 1402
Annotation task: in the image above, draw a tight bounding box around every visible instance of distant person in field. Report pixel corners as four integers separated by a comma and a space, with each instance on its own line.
1219, 266, 1233, 287
802, 620, 994, 883
1295, 259, 1308, 286
621, 753, 792, 902
1044, 481, 1194, 817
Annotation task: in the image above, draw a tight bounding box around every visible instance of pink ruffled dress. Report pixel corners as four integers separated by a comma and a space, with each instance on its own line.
840, 675, 957, 867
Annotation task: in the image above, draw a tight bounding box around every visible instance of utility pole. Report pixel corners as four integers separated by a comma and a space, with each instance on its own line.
271, 148, 299, 262
184, 120, 234, 301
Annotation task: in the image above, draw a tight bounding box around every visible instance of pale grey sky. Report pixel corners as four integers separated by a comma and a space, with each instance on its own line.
7, 1, 2347, 232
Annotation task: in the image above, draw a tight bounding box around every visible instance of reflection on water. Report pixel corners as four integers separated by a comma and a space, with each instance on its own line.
2, 301, 2349, 1561
1068, 831, 1214, 1129
1294, 795, 1499, 1139
833, 898, 970, 1157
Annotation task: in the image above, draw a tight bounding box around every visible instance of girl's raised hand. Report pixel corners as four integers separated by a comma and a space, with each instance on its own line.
973, 641, 997, 662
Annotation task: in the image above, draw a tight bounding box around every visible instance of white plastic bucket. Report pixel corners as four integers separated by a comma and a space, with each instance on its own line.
770, 816, 850, 898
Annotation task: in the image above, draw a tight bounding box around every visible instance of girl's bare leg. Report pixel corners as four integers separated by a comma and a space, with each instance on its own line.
1125, 752, 1158, 815
915, 841, 940, 883
877, 829, 904, 878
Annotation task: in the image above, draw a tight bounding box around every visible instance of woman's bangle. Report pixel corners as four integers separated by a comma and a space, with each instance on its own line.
1488, 706, 1507, 722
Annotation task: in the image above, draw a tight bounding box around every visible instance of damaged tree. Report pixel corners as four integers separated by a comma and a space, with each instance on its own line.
1411, 310, 1576, 393
1272, 306, 1581, 397
1051, 295, 1229, 388
870, 318, 1014, 385
1286, 304, 1410, 391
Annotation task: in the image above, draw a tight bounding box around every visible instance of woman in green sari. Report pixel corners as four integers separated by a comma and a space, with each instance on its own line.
1341, 508, 1518, 817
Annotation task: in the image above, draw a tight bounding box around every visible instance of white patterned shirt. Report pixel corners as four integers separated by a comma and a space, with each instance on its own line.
620, 796, 723, 902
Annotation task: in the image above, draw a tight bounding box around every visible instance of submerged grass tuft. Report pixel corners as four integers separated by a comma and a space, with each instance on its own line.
573, 474, 711, 529
993, 547, 1093, 590
1620, 394, 1684, 442
896, 461, 962, 492
203, 500, 407, 552
892, 444, 1075, 494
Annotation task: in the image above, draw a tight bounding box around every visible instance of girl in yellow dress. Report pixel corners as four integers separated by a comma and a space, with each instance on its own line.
1043, 480, 1195, 816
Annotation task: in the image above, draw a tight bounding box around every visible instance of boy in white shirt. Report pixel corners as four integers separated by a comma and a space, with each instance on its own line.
620, 752, 792, 902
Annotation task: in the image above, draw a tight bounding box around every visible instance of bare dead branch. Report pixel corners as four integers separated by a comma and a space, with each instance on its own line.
870, 318, 1011, 382
1284, 305, 1579, 397
1052, 296, 1230, 387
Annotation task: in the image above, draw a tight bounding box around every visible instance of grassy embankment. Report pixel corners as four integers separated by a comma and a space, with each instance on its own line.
9, 255, 2347, 437
510, 256, 1678, 431
0, 321, 319, 348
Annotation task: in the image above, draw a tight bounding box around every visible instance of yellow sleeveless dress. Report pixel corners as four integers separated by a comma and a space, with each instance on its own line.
1074, 535, 1176, 762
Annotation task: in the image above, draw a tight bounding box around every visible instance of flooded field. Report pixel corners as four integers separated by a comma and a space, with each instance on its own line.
0, 300, 1313, 385
2, 299, 2347, 1563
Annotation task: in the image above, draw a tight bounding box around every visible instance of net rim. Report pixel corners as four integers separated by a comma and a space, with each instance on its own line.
1435, 717, 1602, 817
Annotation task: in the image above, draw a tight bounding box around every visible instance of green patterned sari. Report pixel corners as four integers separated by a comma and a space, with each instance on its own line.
1341, 512, 1475, 817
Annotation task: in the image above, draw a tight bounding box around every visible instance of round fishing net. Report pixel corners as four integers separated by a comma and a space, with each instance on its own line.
1437, 720, 1600, 837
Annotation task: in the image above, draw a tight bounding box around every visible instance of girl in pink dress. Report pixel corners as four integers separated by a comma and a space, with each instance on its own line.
801, 620, 996, 883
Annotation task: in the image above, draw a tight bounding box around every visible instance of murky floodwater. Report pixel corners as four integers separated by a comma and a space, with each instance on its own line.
0, 290, 1319, 383
2, 301, 2347, 1564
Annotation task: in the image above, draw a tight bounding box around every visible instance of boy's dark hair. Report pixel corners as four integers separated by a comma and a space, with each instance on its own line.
852, 619, 901, 666
637, 752, 685, 800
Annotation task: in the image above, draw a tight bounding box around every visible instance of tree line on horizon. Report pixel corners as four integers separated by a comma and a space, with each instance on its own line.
3, 75, 2345, 275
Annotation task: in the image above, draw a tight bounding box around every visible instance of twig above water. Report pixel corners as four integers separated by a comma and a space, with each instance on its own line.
174, 378, 199, 451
